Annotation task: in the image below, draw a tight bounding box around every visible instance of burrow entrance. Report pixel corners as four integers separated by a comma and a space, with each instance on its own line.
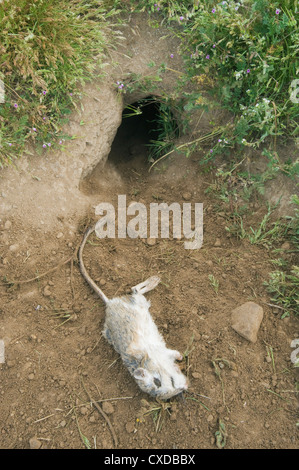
80, 95, 180, 194
108, 95, 179, 166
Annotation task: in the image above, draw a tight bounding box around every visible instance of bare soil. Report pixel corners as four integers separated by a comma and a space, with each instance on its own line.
0, 12, 298, 450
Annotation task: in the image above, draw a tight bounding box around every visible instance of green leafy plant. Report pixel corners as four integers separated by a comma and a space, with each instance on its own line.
130, 0, 298, 172
208, 274, 219, 294
0, 0, 121, 166
264, 195, 299, 317
265, 265, 299, 317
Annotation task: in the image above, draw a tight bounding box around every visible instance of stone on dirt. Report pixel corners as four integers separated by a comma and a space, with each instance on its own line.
29, 437, 42, 449
102, 401, 114, 415
146, 237, 157, 246
231, 301, 264, 343
182, 192, 192, 201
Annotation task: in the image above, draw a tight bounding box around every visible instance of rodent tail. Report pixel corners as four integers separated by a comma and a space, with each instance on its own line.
78, 224, 109, 304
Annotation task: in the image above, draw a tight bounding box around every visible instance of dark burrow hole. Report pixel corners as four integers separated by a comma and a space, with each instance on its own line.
79, 95, 180, 195
108, 95, 180, 166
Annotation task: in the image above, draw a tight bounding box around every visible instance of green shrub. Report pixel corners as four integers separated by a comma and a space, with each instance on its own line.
0, 0, 121, 166
132, 0, 298, 161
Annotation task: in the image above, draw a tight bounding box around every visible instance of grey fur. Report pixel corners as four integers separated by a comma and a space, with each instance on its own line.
78, 225, 188, 399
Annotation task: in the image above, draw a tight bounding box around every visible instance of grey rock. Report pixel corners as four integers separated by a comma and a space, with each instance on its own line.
29, 437, 41, 449
231, 302, 263, 343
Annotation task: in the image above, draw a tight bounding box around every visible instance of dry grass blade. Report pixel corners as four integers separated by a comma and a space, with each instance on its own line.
81, 378, 118, 448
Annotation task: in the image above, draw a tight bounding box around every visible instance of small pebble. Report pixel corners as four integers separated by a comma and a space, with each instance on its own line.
43, 286, 52, 297
4, 220, 12, 230
281, 242, 290, 250
9, 244, 19, 252
214, 238, 221, 247
146, 237, 157, 246
182, 192, 191, 201
102, 401, 114, 415
192, 372, 201, 379
29, 437, 41, 449
125, 421, 135, 433
80, 407, 88, 415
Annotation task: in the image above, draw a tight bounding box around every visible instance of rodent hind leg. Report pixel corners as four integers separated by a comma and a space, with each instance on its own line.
168, 349, 183, 361
131, 276, 161, 294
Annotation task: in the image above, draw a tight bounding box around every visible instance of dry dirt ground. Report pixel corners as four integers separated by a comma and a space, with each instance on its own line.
0, 12, 298, 450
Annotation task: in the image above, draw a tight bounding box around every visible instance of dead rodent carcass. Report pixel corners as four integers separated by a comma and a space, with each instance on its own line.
78, 225, 188, 400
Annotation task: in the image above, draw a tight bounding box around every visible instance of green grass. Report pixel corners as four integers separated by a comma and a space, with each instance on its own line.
2, 0, 298, 171
0, 0, 122, 167
264, 195, 299, 317
131, 0, 298, 165
265, 266, 299, 317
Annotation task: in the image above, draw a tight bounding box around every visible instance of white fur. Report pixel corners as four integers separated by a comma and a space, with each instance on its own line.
79, 227, 188, 400
103, 292, 188, 399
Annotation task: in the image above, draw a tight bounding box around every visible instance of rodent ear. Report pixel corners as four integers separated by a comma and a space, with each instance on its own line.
133, 368, 148, 379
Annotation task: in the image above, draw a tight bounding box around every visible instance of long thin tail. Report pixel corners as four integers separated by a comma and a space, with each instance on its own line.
78, 224, 109, 304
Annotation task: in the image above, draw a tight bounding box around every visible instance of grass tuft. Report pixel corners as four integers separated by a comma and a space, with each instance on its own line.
0, 0, 122, 166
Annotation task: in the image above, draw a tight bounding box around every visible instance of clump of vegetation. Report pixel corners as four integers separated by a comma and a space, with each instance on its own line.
0, 0, 121, 166
131, 0, 298, 166
264, 195, 299, 317
129, 0, 298, 318
2, 0, 298, 171
265, 266, 299, 317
